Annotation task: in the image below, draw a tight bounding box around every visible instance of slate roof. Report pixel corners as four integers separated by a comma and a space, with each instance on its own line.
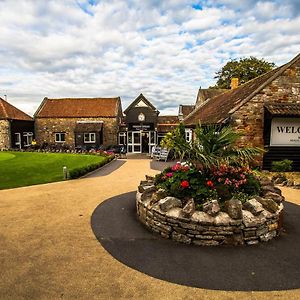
157, 115, 179, 133
265, 103, 300, 116
184, 53, 300, 126
195, 88, 228, 106
35, 97, 122, 118
0, 98, 33, 121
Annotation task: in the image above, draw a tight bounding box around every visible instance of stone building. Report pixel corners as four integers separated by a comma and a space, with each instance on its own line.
0, 97, 34, 149
184, 53, 300, 169
34, 97, 123, 149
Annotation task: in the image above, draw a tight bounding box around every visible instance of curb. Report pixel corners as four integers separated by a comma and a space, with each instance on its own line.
79, 157, 119, 179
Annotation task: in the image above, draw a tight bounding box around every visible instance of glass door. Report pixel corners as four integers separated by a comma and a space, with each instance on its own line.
127, 131, 141, 153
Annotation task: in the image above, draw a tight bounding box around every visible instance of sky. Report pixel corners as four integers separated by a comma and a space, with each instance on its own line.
0, 0, 300, 116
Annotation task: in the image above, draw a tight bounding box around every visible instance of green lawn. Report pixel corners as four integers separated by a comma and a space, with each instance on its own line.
0, 151, 108, 190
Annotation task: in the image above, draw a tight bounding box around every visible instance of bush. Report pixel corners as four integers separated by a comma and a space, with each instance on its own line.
271, 159, 293, 172
154, 162, 261, 208
69, 157, 110, 179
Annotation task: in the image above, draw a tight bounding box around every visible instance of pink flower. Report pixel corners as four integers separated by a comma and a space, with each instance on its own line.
166, 172, 173, 178
181, 180, 189, 188
224, 178, 231, 185
171, 164, 181, 171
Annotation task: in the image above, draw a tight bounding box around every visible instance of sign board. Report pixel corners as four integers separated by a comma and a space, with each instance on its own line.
128, 123, 154, 131
270, 118, 300, 146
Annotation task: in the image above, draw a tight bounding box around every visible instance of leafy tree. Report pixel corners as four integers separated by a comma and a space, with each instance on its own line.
214, 56, 275, 89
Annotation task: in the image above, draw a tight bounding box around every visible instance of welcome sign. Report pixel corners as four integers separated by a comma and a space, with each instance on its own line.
270, 117, 300, 146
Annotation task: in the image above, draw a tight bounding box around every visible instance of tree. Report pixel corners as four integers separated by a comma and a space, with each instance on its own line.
214, 56, 275, 89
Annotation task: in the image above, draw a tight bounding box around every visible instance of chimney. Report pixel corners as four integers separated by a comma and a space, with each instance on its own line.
230, 78, 239, 89
4, 95, 7, 101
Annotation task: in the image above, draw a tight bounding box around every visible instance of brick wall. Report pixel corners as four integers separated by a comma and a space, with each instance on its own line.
0, 120, 10, 149
35, 117, 119, 147
230, 62, 300, 165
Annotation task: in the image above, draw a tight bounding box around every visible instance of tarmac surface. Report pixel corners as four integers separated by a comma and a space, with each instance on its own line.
1, 158, 300, 300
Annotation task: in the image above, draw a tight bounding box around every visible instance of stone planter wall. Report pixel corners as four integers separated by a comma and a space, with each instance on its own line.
136, 176, 284, 246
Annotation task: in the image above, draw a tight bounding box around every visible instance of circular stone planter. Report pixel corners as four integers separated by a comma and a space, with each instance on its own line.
136, 176, 284, 246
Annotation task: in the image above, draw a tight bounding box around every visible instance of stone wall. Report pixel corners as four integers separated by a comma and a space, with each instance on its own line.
35, 117, 119, 147
231, 62, 300, 155
136, 176, 284, 246
0, 120, 10, 149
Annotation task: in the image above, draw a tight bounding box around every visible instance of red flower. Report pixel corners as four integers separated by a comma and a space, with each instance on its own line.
206, 180, 214, 187
166, 172, 173, 178
181, 180, 189, 188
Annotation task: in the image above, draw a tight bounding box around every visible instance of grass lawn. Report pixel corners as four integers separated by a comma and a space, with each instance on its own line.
0, 151, 108, 190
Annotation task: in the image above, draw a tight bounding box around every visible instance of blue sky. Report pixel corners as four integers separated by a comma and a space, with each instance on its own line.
0, 0, 299, 115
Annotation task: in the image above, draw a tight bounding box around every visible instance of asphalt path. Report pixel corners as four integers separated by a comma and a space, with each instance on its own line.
91, 192, 300, 291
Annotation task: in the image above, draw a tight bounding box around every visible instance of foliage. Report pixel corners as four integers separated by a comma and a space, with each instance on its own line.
213, 56, 275, 89
271, 159, 293, 172
160, 123, 191, 161
169, 124, 263, 170
155, 162, 261, 208
0, 151, 113, 189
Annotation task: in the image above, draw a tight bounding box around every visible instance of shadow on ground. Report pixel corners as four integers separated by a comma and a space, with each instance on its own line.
91, 192, 300, 291
84, 160, 126, 177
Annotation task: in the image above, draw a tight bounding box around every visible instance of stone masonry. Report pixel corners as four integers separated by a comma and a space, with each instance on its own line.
231, 62, 300, 153
136, 176, 284, 246
35, 117, 118, 147
0, 120, 10, 149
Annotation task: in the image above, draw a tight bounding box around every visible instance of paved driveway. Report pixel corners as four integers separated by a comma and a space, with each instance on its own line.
0, 159, 299, 299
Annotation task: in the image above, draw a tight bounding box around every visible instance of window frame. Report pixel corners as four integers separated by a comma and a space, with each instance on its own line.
23, 132, 33, 146
55, 132, 66, 143
84, 132, 96, 143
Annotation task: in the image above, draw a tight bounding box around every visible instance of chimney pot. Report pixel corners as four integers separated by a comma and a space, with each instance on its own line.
230, 78, 239, 89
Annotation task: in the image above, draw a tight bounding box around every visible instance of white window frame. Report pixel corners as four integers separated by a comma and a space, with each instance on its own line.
15, 133, 21, 148
23, 132, 33, 146
185, 129, 192, 143
55, 132, 66, 143
84, 133, 96, 143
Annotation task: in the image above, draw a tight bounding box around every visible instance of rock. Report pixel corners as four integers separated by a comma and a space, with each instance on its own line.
159, 197, 182, 212
274, 177, 286, 184
286, 179, 294, 187
138, 184, 156, 194
255, 196, 278, 213
181, 198, 195, 218
224, 199, 243, 220
242, 210, 266, 227
191, 211, 215, 225
259, 177, 273, 186
260, 231, 277, 242
243, 198, 264, 216
273, 186, 282, 195
150, 188, 168, 205
261, 185, 277, 195
214, 212, 232, 226
192, 240, 219, 246
145, 175, 155, 181
202, 200, 220, 217
171, 232, 191, 244
264, 191, 284, 204
166, 207, 182, 219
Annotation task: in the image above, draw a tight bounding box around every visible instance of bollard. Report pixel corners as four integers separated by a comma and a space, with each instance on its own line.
63, 166, 68, 180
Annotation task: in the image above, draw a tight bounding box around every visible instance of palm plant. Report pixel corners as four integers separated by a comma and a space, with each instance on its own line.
190, 124, 264, 170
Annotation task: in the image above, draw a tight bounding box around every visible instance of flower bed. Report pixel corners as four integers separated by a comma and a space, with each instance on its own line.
136, 168, 284, 246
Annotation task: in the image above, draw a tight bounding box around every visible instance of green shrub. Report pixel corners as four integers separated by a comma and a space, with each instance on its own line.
271, 159, 293, 172
69, 157, 109, 179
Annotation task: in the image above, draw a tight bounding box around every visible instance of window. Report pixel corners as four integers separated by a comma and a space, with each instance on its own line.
55, 133, 65, 143
185, 129, 192, 143
84, 133, 96, 143
15, 133, 21, 148
23, 132, 33, 146
118, 132, 127, 145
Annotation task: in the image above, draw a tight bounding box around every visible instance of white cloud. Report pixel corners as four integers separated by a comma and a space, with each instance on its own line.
0, 0, 299, 116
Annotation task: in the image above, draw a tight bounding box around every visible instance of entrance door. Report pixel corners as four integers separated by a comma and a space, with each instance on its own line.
141, 132, 149, 153
148, 131, 156, 153
127, 131, 141, 153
